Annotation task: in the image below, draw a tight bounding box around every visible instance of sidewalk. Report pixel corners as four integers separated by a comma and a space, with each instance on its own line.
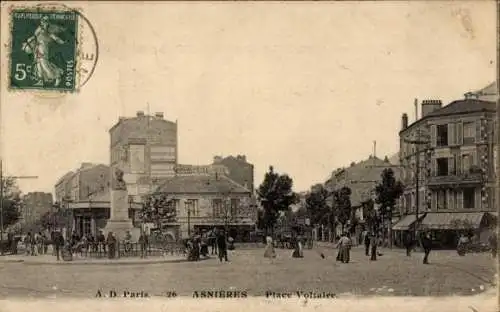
0, 254, 186, 265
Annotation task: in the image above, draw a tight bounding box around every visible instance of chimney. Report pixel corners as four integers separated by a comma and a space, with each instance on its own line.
155, 112, 164, 119
136, 111, 145, 117
421, 99, 443, 118
401, 113, 408, 130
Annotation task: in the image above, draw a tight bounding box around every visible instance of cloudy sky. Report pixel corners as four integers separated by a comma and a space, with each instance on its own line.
0, 1, 496, 194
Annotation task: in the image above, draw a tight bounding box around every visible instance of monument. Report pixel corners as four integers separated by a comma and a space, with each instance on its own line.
104, 168, 138, 241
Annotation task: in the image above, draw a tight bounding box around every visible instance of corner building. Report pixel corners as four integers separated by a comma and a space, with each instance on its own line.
395, 97, 497, 248
109, 111, 178, 202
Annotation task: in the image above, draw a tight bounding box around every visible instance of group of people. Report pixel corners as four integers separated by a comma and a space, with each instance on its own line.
186, 228, 232, 262
22, 231, 50, 256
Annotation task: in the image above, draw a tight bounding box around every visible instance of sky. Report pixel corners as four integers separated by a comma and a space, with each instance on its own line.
0, 1, 496, 195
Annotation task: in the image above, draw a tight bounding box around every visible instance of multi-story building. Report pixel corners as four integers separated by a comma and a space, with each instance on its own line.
109, 111, 178, 202
324, 155, 402, 241
212, 155, 255, 193
21, 192, 53, 225
395, 96, 497, 247
154, 172, 256, 241
53, 163, 138, 237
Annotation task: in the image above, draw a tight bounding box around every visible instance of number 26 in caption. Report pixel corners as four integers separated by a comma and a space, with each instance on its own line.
164, 291, 177, 298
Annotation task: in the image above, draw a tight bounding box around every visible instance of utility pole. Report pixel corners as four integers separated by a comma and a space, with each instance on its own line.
0, 160, 38, 255
403, 132, 430, 239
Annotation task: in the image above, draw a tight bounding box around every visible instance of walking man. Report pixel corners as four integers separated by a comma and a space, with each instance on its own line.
217, 229, 228, 262
404, 232, 413, 257
370, 233, 378, 261
53, 231, 64, 261
421, 231, 432, 264
488, 231, 497, 258
364, 231, 371, 256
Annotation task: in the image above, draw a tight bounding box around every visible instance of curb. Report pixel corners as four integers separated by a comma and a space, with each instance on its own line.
0, 259, 24, 263
21, 257, 187, 265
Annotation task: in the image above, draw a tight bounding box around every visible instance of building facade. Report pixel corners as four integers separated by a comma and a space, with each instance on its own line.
109, 111, 178, 202
395, 97, 497, 247
323, 155, 402, 241
53, 163, 140, 237
212, 155, 255, 193
154, 173, 256, 241
21, 192, 53, 225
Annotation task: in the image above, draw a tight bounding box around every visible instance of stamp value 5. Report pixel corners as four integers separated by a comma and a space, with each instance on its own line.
9, 9, 78, 92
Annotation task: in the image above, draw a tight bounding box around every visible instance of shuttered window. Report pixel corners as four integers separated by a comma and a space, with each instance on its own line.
430, 125, 437, 147
456, 122, 463, 145
448, 123, 456, 146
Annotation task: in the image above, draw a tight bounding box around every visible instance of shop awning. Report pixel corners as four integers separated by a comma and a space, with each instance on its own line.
392, 215, 418, 231
420, 212, 485, 230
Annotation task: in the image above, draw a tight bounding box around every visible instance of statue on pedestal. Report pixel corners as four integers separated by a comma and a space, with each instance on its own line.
111, 168, 127, 191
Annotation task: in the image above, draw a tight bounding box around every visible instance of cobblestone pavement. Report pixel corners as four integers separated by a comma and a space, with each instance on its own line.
0, 246, 495, 298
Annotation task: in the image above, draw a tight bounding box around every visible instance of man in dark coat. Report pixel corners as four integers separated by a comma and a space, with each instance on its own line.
421, 231, 432, 264
404, 232, 413, 257
53, 231, 65, 261
364, 231, 371, 256
217, 229, 228, 262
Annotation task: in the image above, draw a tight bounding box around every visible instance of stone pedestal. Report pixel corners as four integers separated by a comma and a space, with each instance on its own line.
104, 189, 137, 241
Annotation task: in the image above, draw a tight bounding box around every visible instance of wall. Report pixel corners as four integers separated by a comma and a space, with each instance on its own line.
78, 164, 110, 201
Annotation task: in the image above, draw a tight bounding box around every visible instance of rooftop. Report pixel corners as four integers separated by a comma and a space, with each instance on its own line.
155, 174, 251, 194
326, 156, 402, 207
425, 99, 495, 118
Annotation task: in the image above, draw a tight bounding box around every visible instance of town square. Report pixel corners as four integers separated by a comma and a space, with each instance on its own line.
0, 1, 498, 302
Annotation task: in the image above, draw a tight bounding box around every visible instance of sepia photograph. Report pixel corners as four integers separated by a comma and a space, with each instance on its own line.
0, 1, 498, 309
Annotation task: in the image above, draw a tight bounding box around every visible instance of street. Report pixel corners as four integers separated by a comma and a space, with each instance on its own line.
0, 246, 495, 298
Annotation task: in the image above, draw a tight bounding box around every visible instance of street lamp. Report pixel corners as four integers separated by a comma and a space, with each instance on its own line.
184, 199, 192, 237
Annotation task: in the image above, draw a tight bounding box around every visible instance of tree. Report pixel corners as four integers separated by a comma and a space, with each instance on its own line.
257, 166, 299, 237
141, 194, 177, 229
1, 176, 22, 230
305, 184, 336, 239
375, 168, 404, 246
332, 186, 352, 234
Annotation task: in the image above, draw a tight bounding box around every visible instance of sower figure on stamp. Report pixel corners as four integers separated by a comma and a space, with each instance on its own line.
21, 16, 66, 87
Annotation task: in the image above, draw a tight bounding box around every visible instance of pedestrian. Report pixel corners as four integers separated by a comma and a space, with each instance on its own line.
97, 230, 106, 256
488, 231, 497, 258
421, 231, 432, 264
264, 236, 276, 258
209, 228, 217, 255
106, 232, 116, 259
336, 233, 351, 263
139, 230, 148, 258
53, 231, 64, 261
364, 231, 371, 256
370, 233, 378, 261
217, 229, 228, 262
403, 232, 413, 257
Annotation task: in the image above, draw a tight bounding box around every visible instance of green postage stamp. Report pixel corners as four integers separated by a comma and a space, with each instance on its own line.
9, 8, 79, 92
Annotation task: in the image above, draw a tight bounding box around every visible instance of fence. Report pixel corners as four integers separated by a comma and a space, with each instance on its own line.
70, 241, 186, 258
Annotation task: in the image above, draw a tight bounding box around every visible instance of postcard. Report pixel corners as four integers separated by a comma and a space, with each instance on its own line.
0, 1, 497, 312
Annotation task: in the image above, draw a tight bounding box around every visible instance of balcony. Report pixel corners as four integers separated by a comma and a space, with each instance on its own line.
427, 167, 484, 189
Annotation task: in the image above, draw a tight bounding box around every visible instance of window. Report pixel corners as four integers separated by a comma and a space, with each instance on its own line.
463, 122, 475, 144
212, 199, 222, 217
436, 158, 449, 176
151, 163, 175, 178
437, 190, 447, 210
230, 198, 240, 217
129, 144, 145, 173
437, 124, 448, 146
462, 154, 472, 173
463, 188, 475, 209
188, 199, 199, 216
